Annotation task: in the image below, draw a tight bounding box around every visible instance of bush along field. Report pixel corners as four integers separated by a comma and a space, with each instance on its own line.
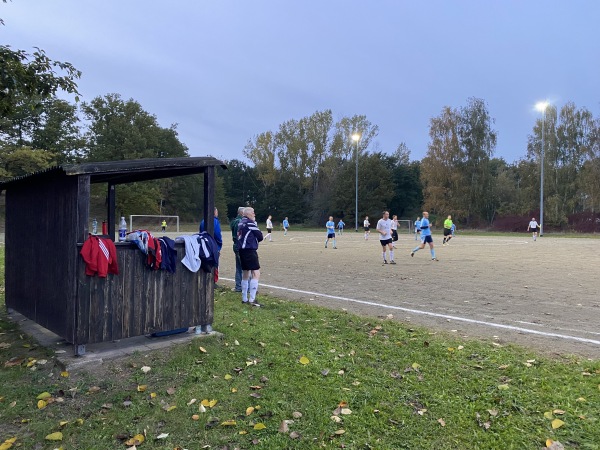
1, 286, 600, 449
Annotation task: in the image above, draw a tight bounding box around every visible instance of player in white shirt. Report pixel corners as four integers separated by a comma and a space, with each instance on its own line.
527, 217, 539, 241
363, 216, 370, 240
391, 214, 399, 248
265, 215, 273, 242
376, 211, 395, 264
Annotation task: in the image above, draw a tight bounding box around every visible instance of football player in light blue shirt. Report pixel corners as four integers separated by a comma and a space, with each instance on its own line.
337, 219, 345, 235
414, 216, 421, 240
325, 216, 337, 249
282, 217, 289, 236
411, 211, 438, 261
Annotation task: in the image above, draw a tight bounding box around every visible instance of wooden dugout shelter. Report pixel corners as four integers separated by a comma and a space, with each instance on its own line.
0, 157, 226, 355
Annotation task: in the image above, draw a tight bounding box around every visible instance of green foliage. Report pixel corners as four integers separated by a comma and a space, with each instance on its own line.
0, 45, 80, 120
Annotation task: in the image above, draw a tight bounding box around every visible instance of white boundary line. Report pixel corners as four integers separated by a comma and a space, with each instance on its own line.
220, 278, 600, 346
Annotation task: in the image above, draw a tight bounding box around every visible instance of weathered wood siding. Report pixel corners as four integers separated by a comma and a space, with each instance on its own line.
75, 242, 214, 344
5, 176, 80, 339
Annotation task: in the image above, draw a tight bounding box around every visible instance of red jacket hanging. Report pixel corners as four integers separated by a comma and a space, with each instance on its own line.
80, 235, 119, 277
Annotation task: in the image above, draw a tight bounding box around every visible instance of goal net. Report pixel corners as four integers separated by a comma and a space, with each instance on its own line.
129, 215, 180, 233
397, 219, 412, 234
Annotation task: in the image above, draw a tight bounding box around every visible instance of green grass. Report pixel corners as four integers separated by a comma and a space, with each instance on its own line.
1, 256, 600, 448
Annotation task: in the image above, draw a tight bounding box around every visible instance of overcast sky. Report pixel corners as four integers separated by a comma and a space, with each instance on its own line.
3, 1, 599, 163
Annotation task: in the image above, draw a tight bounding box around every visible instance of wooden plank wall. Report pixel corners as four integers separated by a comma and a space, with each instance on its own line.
75, 241, 214, 344
5, 176, 79, 338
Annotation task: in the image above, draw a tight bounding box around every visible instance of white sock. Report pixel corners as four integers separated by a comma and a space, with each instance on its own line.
390, 250, 394, 260
249, 279, 259, 302
241, 279, 249, 302
382, 251, 386, 262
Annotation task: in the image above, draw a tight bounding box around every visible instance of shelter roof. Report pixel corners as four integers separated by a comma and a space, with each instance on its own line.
0, 157, 227, 190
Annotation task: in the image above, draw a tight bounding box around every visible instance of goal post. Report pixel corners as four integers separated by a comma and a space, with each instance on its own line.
129, 215, 180, 232
397, 219, 412, 234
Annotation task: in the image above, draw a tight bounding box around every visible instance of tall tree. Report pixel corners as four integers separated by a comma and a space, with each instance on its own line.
422, 98, 497, 225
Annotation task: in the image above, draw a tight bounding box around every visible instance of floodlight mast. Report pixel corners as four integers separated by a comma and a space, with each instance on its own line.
535, 101, 549, 236
351, 133, 361, 232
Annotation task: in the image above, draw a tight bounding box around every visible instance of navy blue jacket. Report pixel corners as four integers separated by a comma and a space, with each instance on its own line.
237, 217, 263, 251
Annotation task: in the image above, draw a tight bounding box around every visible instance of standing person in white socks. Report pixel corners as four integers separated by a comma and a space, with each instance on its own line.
265, 215, 273, 242
527, 217, 540, 241
391, 214, 399, 248
377, 211, 395, 264
237, 207, 264, 306
363, 216, 370, 240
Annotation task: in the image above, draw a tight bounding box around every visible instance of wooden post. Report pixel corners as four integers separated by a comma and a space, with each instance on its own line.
203, 167, 215, 236
107, 183, 116, 241
76, 176, 90, 243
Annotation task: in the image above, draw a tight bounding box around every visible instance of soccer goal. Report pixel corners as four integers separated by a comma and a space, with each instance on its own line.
397, 219, 412, 234
129, 215, 180, 232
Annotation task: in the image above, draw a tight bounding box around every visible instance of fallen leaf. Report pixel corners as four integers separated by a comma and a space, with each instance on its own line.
45, 432, 63, 441
278, 421, 289, 433
289, 431, 301, 439
141, 366, 151, 373
166, 405, 177, 412
253, 423, 266, 430
156, 433, 169, 439
199, 346, 207, 353
334, 429, 345, 435
187, 399, 197, 406
166, 387, 176, 395
60, 371, 69, 378
553, 409, 565, 415
438, 418, 446, 427
299, 356, 310, 365
125, 434, 145, 446
36, 392, 52, 400
331, 415, 342, 423
221, 420, 237, 426
192, 414, 200, 420
0, 437, 17, 450
37, 400, 47, 410
412, 363, 421, 370
88, 386, 101, 394
551, 419, 565, 429
321, 369, 330, 376
224, 374, 233, 380
231, 388, 237, 393
544, 411, 554, 419
497, 384, 509, 390
137, 385, 147, 392
246, 406, 255, 416
234, 340, 240, 346
198, 404, 206, 413
58, 421, 69, 427
341, 408, 352, 415
292, 411, 303, 419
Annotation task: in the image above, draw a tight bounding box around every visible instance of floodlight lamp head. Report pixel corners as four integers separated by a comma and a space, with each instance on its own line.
535, 101, 549, 112
351, 133, 361, 142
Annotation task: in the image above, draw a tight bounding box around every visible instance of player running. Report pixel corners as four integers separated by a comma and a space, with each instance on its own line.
325, 216, 337, 249
442, 215, 453, 246
282, 217, 289, 236
377, 211, 395, 264
411, 211, 438, 261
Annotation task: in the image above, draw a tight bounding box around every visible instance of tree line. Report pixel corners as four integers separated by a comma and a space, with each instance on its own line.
2, 44, 599, 230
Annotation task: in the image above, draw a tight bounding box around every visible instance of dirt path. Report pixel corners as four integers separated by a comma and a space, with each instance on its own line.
218, 231, 600, 359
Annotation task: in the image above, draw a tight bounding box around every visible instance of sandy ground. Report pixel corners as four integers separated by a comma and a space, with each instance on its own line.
217, 230, 600, 360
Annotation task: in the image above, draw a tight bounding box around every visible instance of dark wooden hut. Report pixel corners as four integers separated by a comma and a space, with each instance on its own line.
0, 157, 226, 355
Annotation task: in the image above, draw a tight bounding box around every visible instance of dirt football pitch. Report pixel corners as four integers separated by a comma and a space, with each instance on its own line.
218, 230, 600, 359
